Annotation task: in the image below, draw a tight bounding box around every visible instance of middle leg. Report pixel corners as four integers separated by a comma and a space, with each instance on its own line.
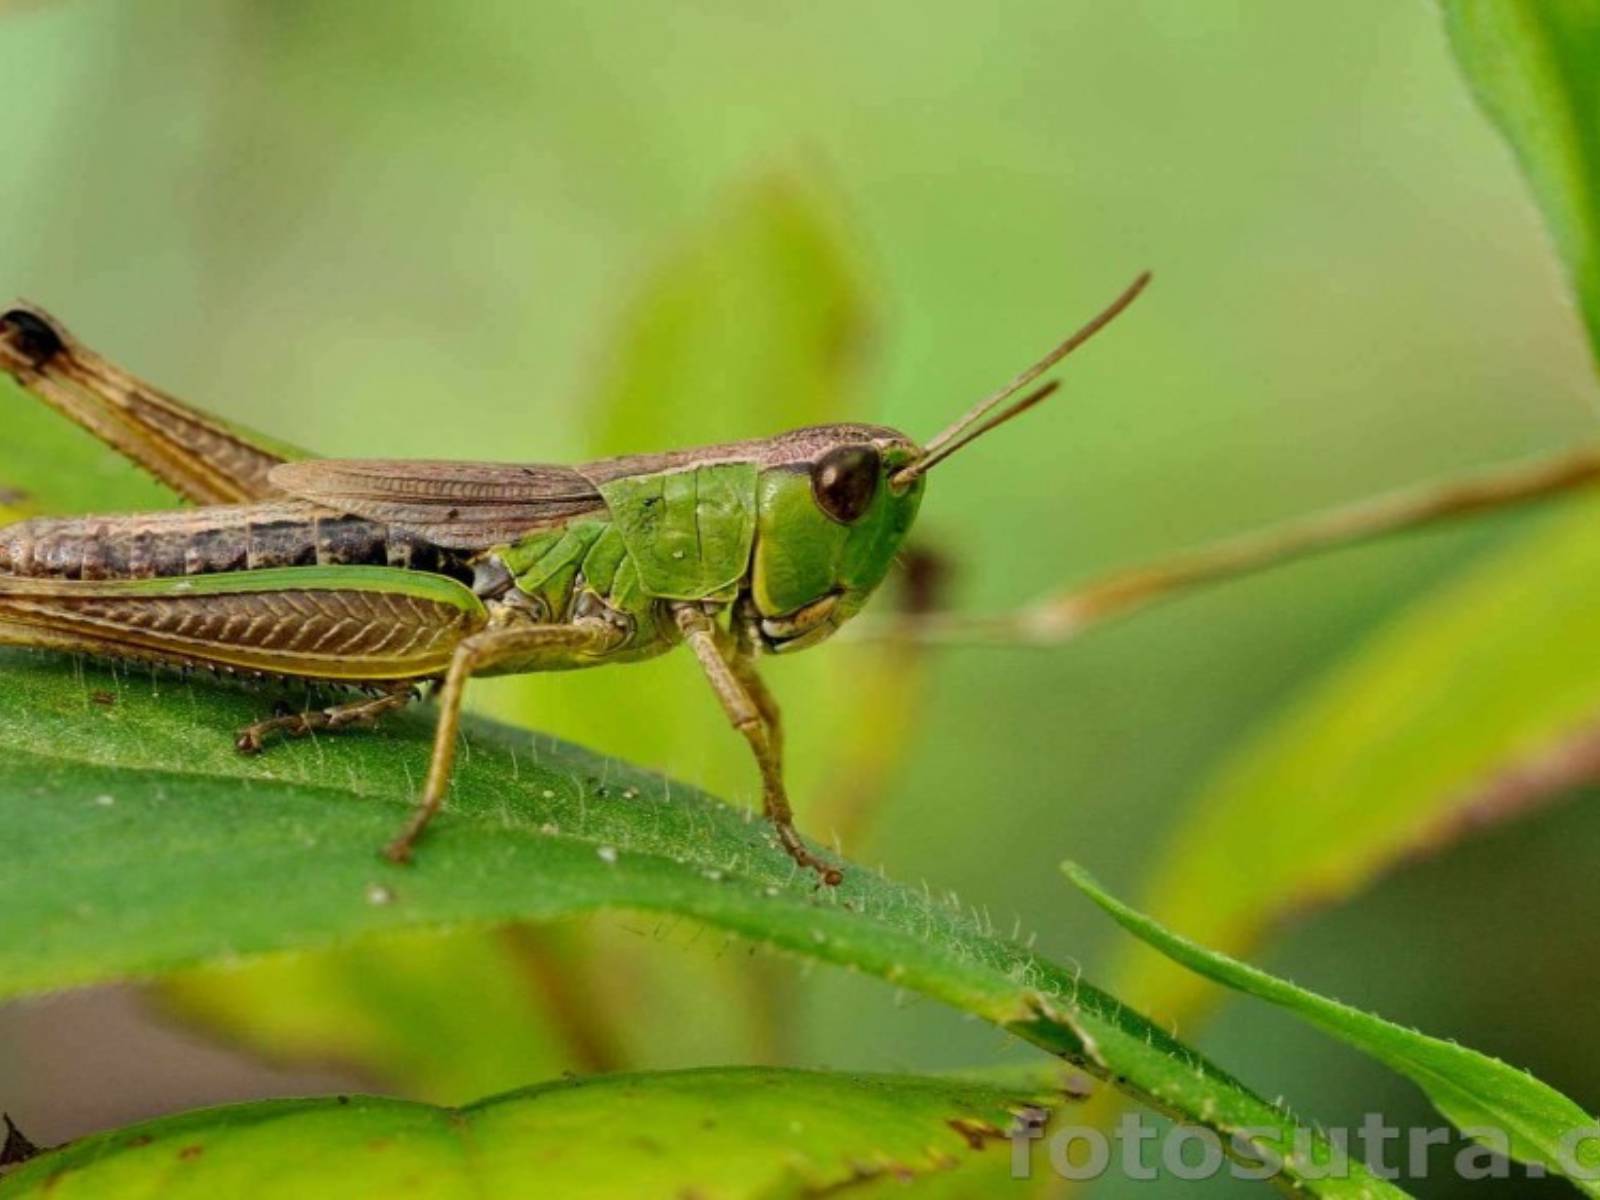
383, 619, 623, 864
234, 685, 418, 755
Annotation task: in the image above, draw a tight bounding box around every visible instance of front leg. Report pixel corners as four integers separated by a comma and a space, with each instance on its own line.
674, 604, 841, 886
729, 616, 783, 764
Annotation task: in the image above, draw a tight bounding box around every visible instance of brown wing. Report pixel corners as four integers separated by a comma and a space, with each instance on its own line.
268, 459, 606, 549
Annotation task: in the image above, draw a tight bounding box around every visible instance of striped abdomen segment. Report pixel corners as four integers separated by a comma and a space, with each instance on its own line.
0, 569, 487, 680
0, 501, 467, 582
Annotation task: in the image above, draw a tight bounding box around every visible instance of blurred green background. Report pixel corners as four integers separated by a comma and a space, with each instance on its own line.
2, 1, 1597, 1195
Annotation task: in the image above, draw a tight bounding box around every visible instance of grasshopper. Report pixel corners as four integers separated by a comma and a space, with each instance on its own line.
0, 275, 1147, 883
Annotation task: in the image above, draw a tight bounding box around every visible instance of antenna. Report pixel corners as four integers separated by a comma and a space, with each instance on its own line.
892, 271, 1151, 488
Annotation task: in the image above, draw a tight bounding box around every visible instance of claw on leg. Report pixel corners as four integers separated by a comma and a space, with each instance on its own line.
750, 740, 842, 886
382, 814, 426, 864
771, 810, 844, 887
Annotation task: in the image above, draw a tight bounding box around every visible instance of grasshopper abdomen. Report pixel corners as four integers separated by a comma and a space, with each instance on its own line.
0, 503, 469, 582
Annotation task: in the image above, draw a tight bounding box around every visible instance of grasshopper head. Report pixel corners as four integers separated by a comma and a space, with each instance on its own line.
749, 426, 925, 652
748, 272, 1151, 653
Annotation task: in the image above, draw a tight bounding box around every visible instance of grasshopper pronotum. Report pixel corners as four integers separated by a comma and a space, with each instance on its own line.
0, 276, 1148, 883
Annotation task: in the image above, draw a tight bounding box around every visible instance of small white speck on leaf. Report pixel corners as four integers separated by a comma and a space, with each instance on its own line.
365, 883, 394, 907
92, 794, 115, 807
539, 822, 561, 836
597, 845, 618, 865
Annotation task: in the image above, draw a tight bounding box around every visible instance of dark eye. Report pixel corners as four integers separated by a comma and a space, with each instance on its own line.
811, 444, 880, 525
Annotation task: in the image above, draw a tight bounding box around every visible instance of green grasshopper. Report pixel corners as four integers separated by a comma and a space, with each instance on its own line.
0, 275, 1147, 883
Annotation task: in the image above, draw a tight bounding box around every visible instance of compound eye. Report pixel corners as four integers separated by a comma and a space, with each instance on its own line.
811, 444, 880, 525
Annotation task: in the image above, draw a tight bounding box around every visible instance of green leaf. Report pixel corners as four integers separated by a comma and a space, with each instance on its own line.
1111, 494, 1600, 1024
0, 647, 1404, 1196
0, 1066, 1052, 1198
1439, 0, 1600, 363
1069, 862, 1600, 1193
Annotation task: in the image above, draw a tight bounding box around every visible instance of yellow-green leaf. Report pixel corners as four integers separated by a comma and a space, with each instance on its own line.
1112, 493, 1600, 1024
0, 1067, 1052, 1199
1071, 863, 1600, 1194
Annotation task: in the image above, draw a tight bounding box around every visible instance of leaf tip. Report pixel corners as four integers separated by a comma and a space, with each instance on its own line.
1059, 860, 1104, 900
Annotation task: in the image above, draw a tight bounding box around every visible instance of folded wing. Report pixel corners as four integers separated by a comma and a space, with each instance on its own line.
269, 459, 606, 549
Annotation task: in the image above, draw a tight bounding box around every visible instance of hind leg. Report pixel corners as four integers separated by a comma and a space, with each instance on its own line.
0, 304, 305, 505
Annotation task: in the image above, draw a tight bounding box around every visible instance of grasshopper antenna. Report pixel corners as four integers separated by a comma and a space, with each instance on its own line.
896, 380, 1061, 480
893, 270, 1151, 488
